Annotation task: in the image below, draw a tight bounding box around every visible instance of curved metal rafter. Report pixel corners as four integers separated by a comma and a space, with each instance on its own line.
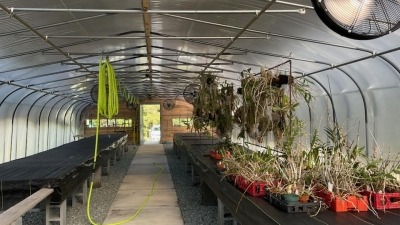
24, 93, 51, 156
53, 99, 77, 147
10, 90, 40, 160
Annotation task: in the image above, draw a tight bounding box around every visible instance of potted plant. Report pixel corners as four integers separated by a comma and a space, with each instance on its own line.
359, 148, 400, 210
222, 145, 276, 197
314, 126, 369, 212
210, 138, 235, 160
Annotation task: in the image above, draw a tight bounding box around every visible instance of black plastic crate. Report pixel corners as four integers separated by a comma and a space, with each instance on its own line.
264, 192, 325, 214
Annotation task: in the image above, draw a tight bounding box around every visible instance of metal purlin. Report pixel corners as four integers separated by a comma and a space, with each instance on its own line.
0, 79, 91, 103
161, 13, 400, 80
0, 3, 95, 104
1, 6, 399, 83
42, 80, 94, 91
10, 90, 42, 160
0, 87, 23, 162
45, 97, 69, 150
177, 35, 400, 82
298, 46, 400, 79
0, 39, 94, 60
200, 0, 277, 74
52, 99, 76, 148
0, 4, 90, 73
0, 11, 117, 37
24, 93, 52, 156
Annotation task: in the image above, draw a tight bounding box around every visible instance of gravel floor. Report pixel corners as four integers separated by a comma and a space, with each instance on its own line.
21, 143, 223, 225
163, 143, 219, 225
22, 145, 137, 225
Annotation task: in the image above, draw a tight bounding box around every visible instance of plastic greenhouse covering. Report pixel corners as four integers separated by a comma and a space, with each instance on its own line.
0, 0, 400, 164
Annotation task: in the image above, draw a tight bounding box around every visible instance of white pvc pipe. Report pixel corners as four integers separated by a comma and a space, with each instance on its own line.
10, 8, 304, 14
20, 35, 270, 40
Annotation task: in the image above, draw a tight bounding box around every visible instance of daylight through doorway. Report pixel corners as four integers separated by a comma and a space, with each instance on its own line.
140, 104, 161, 144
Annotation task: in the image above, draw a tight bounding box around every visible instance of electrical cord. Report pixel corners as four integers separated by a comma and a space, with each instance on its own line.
86, 59, 164, 225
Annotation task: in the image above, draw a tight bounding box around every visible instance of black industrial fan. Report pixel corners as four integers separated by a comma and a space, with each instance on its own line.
311, 0, 400, 40
90, 84, 98, 103
126, 101, 138, 110
183, 83, 200, 104
163, 99, 175, 110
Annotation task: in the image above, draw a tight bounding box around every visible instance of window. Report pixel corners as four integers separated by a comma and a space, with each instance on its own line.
85, 119, 133, 128
172, 118, 192, 127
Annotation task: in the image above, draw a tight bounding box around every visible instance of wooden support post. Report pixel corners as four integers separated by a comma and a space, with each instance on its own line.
0, 188, 53, 225
93, 167, 102, 188
46, 198, 67, 225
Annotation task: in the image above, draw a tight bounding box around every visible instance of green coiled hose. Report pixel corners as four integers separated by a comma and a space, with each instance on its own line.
98, 60, 119, 119
86, 59, 163, 225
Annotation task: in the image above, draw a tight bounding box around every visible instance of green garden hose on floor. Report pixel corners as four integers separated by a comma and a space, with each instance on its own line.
86, 59, 164, 225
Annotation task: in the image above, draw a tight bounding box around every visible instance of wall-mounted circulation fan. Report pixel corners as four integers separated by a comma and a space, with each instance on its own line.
90, 84, 98, 103
163, 99, 175, 110
126, 101, 138, 110
311, 0, 400, 40
183, 84, 200, 104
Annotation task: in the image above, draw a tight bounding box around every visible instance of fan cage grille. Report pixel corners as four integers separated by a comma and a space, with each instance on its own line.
318, 0, 400, 38
183, 84, 199, 104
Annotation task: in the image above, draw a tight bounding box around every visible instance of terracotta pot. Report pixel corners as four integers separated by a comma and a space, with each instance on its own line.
299, 194, 310, 203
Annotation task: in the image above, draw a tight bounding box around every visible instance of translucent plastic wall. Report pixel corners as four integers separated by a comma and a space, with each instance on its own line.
0, 89, 89, 164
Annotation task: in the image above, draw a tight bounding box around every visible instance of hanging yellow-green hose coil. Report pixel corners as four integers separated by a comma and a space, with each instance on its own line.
98, 60, 119, 119
86, 59, 164, 225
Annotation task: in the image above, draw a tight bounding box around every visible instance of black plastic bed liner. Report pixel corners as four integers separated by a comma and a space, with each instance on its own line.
0, 134, 125, 209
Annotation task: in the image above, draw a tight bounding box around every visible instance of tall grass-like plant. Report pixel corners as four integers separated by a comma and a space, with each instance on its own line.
358, 147, 400, 193
315, 126, 366, 198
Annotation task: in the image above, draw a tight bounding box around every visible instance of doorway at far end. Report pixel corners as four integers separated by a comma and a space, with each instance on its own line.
140, 104, 161, 145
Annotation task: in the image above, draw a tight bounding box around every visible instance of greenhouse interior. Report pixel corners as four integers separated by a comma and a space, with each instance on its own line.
0, 0, 400, 225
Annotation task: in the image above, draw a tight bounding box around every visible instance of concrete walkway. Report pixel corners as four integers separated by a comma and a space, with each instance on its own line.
103, 144, 184, 225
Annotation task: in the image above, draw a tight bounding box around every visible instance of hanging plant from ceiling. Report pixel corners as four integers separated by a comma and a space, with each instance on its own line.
192, 72, 220, 133
234, 66, 312, 143
214, 81, 237, 140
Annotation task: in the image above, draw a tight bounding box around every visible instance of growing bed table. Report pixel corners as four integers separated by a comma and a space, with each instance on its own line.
0, 134, 127, 210
173, 133, 400, 225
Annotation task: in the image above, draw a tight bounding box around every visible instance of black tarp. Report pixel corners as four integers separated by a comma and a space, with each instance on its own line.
0, 134, 125, 209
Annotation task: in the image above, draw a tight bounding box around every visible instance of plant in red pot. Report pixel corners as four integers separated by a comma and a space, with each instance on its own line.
359, 148, 400, 210
316, 126, 370, 213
